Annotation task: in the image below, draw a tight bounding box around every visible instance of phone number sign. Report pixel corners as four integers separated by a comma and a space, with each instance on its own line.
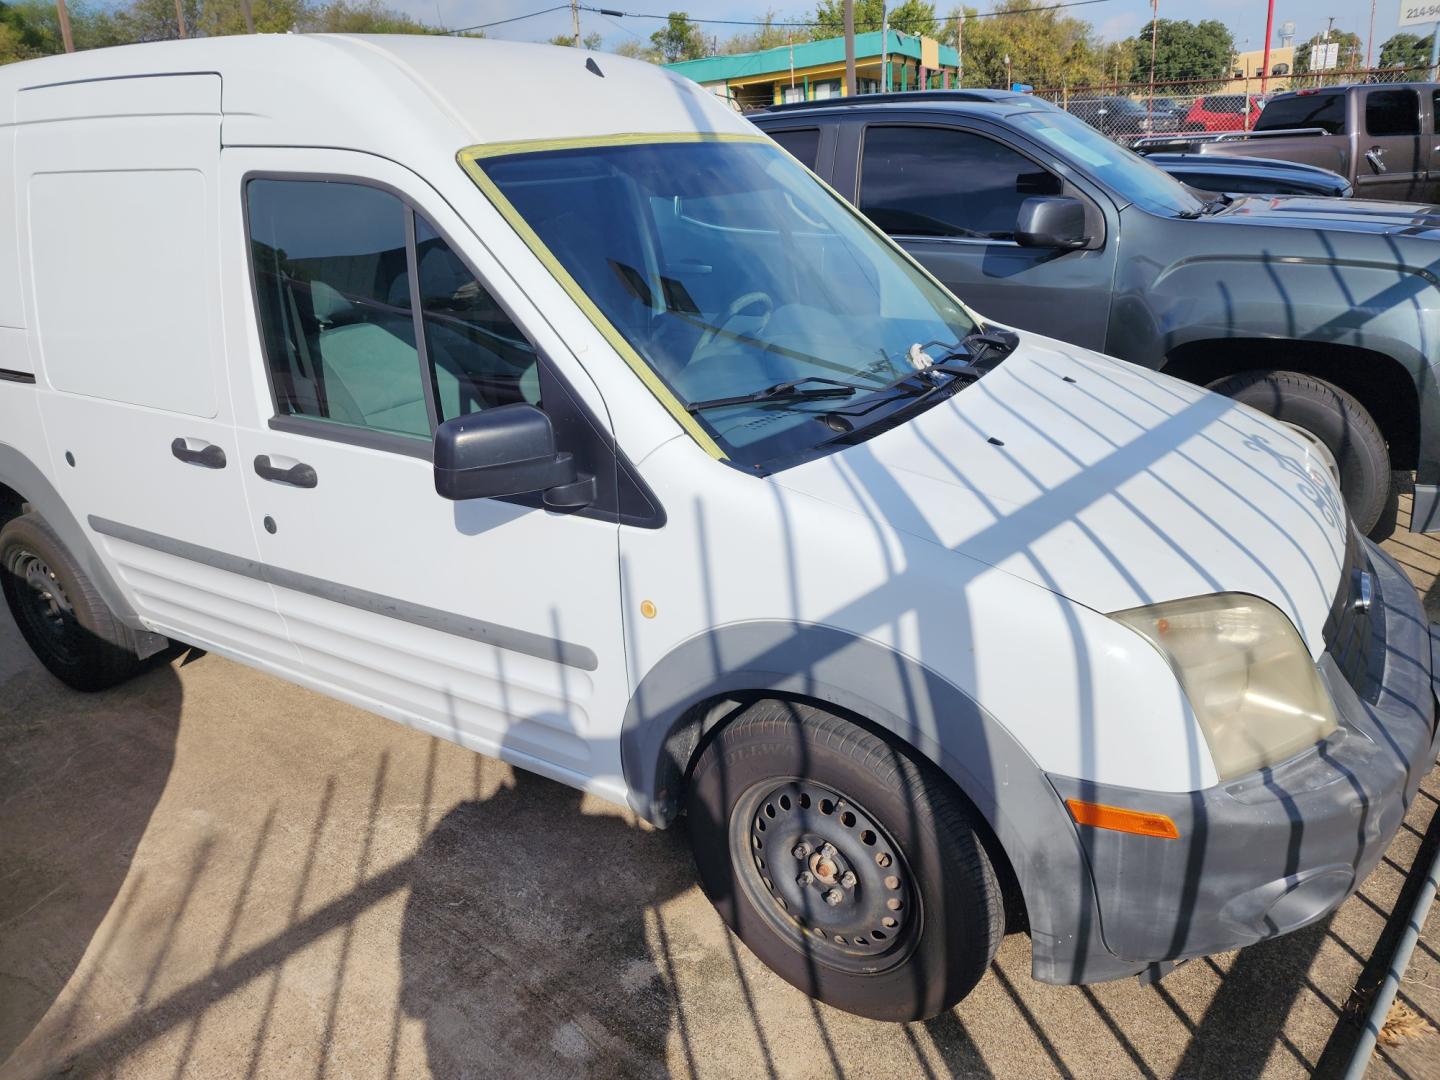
1400, 1, 1440, 27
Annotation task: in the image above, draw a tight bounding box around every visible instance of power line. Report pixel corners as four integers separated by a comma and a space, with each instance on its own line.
448, 0, 1114, 36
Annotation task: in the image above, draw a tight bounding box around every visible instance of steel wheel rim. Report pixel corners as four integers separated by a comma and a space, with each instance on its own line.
10, 549, 79, 661
730, 778, 920, 974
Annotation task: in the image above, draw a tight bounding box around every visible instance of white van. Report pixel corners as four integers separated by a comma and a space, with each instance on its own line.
0, 36, 1435, 1022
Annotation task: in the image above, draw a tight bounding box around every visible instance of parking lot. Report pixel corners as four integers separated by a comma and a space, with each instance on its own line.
0, 489, 1432, 1080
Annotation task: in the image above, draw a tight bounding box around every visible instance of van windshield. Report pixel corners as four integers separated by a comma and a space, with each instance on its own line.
471, 137, 979, 468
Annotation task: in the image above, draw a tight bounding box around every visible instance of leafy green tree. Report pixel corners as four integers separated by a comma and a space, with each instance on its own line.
947, 0, 1114, 90
813, 0, 936, 38
1128, 17, 1233, 87
650, 11, 704, 62
1378, 31, 1432, 72
549, 30, 603, 48
720, 9, 793, 54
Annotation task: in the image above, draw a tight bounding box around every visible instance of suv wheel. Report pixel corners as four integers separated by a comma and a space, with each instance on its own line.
685, 699, 1004, 1021
0, 512, 142, 691
1208, 369, 1391, 536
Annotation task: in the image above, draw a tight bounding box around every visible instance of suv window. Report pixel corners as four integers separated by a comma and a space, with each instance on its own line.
768, 127, 821, 170
1366, 89, 1419, 136
1254, 92, 1346, 134
1201, 95, 1246, 114
247, 179, 539, 440
859, 125, 1062, 241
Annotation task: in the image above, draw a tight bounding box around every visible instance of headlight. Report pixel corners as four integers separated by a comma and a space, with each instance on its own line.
1112, 593, 1337, 781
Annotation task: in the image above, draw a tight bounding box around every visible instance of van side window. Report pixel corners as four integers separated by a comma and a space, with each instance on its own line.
859, 125, 1062, 241
248, 180, 428, 437
1365, 89, 1419, 136
413, 215, 541, 421
247, 179, 541, 439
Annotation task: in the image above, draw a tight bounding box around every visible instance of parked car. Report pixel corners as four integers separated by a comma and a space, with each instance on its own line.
1135, 84, 1440, 202
1141, 151, 1354, 197
755, 90, 1440, 534
1064, 95, 1154, 139
1184, 92, 1263, 132
2, 39, 1437, 1026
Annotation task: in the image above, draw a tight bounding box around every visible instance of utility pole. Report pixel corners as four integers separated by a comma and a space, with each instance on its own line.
879, 3, 888, 92
1260, 0, 1274, 94
571, 0, 581, 47
174, 0, 187, 37
54, 0, 74, 51
956, 11, 963, 88
843, 0, 856, 96
1147, 0, 1158, 119
1365, 0, 1376, 69
239, 0, 254, 33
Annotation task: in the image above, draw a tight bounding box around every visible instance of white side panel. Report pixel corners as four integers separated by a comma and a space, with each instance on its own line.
29, 168, 217, 416
0, 127, 21, 335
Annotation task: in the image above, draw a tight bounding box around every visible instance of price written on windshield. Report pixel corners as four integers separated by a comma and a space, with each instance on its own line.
1400, 2, 1440, 28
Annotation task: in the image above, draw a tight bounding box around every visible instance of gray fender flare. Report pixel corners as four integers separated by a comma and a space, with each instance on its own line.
619, 620, 1127, 984
0, 443, 167, 657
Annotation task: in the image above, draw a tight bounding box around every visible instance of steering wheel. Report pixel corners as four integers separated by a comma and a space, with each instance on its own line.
692, 291, 775, 362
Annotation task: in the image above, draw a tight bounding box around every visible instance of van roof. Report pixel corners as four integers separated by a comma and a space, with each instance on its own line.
0, 35, 751, 155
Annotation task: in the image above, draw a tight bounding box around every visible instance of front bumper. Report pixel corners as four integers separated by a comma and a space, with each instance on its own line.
1043, 538, 1440, 978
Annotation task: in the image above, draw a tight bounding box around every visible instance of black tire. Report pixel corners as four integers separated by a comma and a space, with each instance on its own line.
0, 512, 142, 691
685, 700, 1003, 1021
1207, 369, 1390, 536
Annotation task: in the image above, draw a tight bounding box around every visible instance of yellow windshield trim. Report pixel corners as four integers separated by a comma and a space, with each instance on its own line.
458, 134, 775, 461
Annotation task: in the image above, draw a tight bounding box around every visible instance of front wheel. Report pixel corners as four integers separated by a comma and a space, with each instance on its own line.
685, 700, 1004, 1021
1207, 369, 1391, 536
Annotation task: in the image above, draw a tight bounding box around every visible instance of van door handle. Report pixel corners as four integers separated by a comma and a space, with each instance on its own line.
254, 455, 318, 488
171, 438, 226, 469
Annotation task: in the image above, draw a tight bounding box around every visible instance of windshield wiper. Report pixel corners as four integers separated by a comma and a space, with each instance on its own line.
685, 377, 862, 414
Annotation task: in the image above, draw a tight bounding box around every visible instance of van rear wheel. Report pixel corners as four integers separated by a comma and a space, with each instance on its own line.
0, 512, 142, 691
1207, 369, 1390, 536
685, 700, 1003, 1021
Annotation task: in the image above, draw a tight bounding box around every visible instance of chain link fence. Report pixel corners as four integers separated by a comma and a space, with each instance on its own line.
1028, 67, 1420, 147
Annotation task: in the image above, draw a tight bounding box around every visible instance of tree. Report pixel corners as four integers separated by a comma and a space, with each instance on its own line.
1127, 18, 1233, 87
550, 30, 603, 49
720, 9, 792, 54
813, 0, 935, 38
947, 0, 1115, 90
650, 11, 705, 62
1378, 31, 1432, 72
613, 39, 658, 62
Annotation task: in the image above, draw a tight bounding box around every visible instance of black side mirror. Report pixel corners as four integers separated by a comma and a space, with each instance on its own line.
1015, 196, 1090, 250
434, 404, 595, 509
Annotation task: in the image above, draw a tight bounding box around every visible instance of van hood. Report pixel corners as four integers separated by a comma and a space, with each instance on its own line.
1211, 193, 1440, 236
771, 337, 1348, 653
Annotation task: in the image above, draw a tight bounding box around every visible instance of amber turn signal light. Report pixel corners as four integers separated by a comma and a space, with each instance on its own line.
1066, 799, 1180, 840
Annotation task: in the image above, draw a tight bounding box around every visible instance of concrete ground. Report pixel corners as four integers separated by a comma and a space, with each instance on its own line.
1, 495, 1438, 1080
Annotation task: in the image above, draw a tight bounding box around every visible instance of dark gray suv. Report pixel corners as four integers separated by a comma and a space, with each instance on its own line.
752, 91, 1440, 536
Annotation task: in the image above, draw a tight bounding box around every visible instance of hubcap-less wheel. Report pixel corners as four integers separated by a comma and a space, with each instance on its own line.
11, 549, 79, 661
732, 779, 919, 973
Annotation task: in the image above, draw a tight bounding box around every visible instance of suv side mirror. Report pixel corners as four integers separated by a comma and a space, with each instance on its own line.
1015, 196, 1090, 250
434, 404, 595, 509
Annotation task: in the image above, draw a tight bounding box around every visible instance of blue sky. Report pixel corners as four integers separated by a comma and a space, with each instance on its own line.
420, 0, 1415, 59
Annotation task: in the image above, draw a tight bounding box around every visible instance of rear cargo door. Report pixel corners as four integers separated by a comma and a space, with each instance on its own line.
16, 75, 293, 666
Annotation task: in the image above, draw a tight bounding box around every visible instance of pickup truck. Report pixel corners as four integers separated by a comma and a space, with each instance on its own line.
1133, 83, 1440, 203
752, 90, 1440, 535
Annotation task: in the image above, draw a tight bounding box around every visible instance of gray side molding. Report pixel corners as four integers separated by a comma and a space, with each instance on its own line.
0, 443, 168, 659
619, 620, 1138, 985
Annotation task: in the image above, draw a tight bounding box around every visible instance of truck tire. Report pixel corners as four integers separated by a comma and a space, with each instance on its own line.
1208, 369, 1390, 536
0, 512, 142, 691
686, 699, 1004, 1021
